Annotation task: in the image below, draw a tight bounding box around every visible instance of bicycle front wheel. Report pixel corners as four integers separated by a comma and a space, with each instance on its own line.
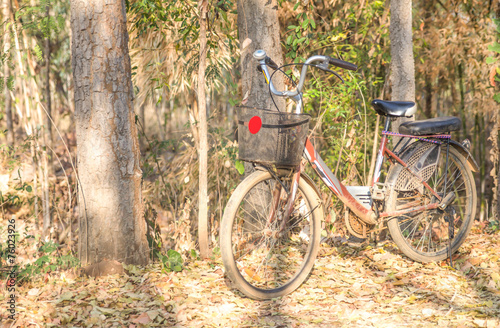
220, 169, 322, 300
387, 145, 476, 262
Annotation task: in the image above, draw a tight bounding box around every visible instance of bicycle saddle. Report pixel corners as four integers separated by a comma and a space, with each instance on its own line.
399, 117, 462, 136
371, 99, 416, 117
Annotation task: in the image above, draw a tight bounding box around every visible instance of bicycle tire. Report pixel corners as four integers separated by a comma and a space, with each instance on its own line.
220, 169, 323, 300
386, 145, 476, 262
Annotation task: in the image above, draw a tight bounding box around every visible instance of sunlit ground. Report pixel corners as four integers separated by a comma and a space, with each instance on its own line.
1, 223, 499, 327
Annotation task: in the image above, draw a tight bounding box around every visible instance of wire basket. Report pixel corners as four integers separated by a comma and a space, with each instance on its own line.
237, 106, 310, 167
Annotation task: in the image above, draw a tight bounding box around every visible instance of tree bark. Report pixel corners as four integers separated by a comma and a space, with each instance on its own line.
70, 0, 149, 269
197, 0, 209, 258
496, 0, 500, 221
3, 0, 14, 146
237, 0, 285, 111
422, 1, 433, 119
41, 2, 53, 240
238, 0, 285, 178
390, 0, 415, 147
237, 0, 285, 235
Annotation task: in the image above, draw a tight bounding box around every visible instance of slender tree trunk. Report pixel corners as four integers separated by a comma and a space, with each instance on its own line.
424, 78, 432, 118
458, 64, 467, 140
70, 0, 149, 271
41, 1, 53, 240
153, 102, 165, 140
45, 2, 52, 145
198, 0, 209, 258
422, 1, 433, 119
390, 0, 415, 147
496, 2, 500, 221
140, 102, 145, 131
3, 0, 14, 146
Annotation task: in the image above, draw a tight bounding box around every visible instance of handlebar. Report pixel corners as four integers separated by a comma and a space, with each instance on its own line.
265, 56, 279, 70
253, 50, 357, 101
326, 56, 358, 71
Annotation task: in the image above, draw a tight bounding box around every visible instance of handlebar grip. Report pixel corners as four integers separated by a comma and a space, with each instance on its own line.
327, 56, 358, 71
265, 56, 279, 70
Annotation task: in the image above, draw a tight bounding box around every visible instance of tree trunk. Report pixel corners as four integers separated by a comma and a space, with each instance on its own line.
237, 0, 285, 235
42, 2, 53, 240
45, 2, 52, 145
390, 0, 415, 147
237, 0, 285, 111
3, 0, 14, 146
238, 0, 285, 177
422, 1, 433, 119
496, 0, 500, 221
497, 153, 500, 221
70, 0, 149, 270
197, 0, 209, 259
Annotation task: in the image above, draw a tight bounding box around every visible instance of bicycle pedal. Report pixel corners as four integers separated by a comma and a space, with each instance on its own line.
370, 183, 386, 201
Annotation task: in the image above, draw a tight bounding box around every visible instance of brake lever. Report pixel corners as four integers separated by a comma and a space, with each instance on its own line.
327, 69, 345, 84
314, 64, 345, 84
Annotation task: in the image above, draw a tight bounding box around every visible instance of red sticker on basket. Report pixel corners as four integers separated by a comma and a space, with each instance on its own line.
248, 116, 262, 134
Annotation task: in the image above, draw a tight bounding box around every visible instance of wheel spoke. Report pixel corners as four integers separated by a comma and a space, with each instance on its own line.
390, 147, 475, 262
224, 172, 319, 293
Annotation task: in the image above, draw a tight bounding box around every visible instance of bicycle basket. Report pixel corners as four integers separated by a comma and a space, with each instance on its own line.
237, 106, 310, 167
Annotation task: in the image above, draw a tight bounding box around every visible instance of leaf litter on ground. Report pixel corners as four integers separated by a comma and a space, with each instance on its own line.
1, 225, 500, 327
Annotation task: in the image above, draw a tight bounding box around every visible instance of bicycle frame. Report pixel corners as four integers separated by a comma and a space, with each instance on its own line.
254, 50, 444, 226
301, 116, 443, 226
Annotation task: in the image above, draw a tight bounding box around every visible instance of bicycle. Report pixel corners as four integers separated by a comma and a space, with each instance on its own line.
220, 49, 478, 300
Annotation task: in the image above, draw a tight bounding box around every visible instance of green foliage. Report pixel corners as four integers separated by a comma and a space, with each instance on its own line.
144, 198, 185, 273
1, 0, 70, 83
15, 0, 62, 36
33, 44, 44, 61
16, 240, 79, 283
489, 219, 499, 232
128, 0, 238, 98
489, 42, 500, 54
0, 141, 37, 209
234, 160, 244, 175
159, 249, 183, 272
284, 7, 316, 62
281, 1, 384, 186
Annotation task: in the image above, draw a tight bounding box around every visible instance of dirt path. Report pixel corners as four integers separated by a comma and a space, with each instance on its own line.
2, 227, 499, 327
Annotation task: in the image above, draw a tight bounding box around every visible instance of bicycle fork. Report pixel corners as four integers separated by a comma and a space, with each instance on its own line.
280, 169, 301, 232
265, 167, 302, 235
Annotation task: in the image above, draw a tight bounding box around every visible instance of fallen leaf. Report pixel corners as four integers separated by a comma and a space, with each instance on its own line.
422, 308, 434, 317
28, 288, 40, 296
131, 313, 151, 324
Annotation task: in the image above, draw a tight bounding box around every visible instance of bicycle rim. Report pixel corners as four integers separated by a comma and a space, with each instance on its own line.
388, 147, 475, 261
222, 170, 321, 298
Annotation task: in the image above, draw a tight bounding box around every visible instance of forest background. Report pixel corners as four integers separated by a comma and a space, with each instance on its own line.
0, 0, 499, 297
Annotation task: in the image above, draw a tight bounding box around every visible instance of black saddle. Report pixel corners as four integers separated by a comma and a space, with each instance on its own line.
371, 99, 416, 117
399, 117, 462, 136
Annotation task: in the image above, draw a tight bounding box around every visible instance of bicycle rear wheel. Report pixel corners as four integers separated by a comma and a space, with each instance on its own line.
386, 145, 476, 262
220, 169, 322, 300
